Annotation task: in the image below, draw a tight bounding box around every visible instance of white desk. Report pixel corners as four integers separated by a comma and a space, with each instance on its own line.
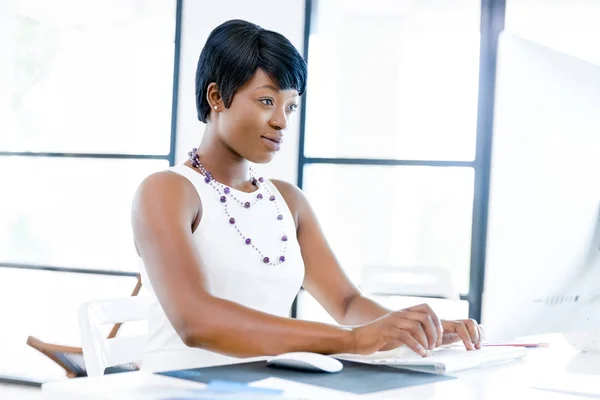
41, 335, 600, 400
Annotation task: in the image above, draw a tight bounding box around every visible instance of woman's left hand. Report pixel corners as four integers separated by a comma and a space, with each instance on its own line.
440, 319, 482, 350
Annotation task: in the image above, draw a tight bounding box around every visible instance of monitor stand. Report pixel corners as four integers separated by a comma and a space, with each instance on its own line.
564, 329, 600, 353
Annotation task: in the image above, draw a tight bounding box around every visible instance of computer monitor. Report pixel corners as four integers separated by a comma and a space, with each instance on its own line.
481, 32, 600, 340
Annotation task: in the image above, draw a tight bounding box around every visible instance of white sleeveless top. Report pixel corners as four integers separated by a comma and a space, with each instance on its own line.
140, 164, 305, 372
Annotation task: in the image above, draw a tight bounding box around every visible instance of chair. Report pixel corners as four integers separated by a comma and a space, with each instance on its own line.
27, 274, 144, 378
78, 295, 152, 377
361, 265, 460, 300
297, 266, 464, 324
360, 265, 467, 320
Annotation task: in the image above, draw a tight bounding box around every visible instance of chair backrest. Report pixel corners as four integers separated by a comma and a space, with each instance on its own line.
78, 296, 152, 377
361, 265, 459, 301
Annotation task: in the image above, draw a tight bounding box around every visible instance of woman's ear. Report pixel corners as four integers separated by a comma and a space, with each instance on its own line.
206, 82, 222, 111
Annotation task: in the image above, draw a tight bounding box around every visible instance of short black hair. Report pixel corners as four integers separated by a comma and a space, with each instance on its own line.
195, 19, 307, 123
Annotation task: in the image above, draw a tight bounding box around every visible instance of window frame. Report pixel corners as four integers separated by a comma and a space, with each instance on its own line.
0, 0, 182, 279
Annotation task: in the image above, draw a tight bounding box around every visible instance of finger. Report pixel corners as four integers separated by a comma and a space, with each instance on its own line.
407, 304, 443, 341
437, 324, 444, 348
442, 332, 460, 345
404, 305, 442, 349
476, 324, 483, 349
396, 317, 429, 351
429, 307, 444, 348
402, 311, 437, 350
453, 321, 475, 350
464, 319, 480, 348
395, 330, 427, 357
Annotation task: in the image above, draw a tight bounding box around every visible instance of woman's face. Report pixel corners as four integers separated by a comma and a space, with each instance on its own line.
214, 69, 299, 163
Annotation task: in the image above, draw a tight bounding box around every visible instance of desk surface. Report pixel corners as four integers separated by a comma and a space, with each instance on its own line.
41, 335, 600, 400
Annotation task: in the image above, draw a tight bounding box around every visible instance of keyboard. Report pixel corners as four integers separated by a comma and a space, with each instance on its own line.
338, 346, 527, 374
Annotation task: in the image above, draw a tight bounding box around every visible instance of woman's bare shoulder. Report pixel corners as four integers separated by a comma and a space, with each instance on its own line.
133, 169, 202, 225
270, 179, 308, 229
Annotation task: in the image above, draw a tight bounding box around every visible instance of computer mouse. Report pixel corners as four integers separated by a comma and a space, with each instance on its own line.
266, 352, 343, 373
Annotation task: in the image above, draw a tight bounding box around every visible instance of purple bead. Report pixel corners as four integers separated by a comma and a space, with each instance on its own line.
204, 176, 211, 183
220, 196, 226, 203
259, 177, 264, 183
263, 257, 270, 264
279, 256, 286, 262
192, 148, 197, 152
224, 187, 230, 194
269, 195, 276, 201
282, 235, 288, 242
245, 238, 251, 245
229, 217, 235, 224
251, 178, 258, 186
277, 214, 283, 220
244, 202, 251, 208
257, 193, 263, 199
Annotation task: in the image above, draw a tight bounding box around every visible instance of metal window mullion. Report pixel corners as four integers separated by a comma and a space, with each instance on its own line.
0, 263, 138, 278
468, 0, 506, 322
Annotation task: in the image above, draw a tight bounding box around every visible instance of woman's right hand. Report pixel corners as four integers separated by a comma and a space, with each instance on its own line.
350, 304, 444, 357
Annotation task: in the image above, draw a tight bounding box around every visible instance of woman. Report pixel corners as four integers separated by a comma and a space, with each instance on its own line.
132, 19, 482, 372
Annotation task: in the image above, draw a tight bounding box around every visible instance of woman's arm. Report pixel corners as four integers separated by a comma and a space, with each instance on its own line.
131, 171, 355, 357
272, 180, 481, 350
271, 180, 392, 325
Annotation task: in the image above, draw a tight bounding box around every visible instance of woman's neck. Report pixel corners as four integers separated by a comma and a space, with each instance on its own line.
192, 128, 254, 192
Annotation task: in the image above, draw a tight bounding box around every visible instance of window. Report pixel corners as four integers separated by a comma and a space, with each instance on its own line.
0, 0, 179, 382
299, 0, 482, 317
304, 0, 481, 161
302, 165, 474, 294
0, 157, 167, 271
2, 0, 176, 154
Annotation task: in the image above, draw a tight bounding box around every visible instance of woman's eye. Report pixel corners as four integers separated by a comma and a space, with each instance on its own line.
288, 104, 298, 112
260, 99, 274, 106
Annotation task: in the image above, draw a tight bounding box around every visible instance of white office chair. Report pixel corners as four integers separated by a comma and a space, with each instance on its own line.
78, 296, 152, 377
360, 265, 468, 320
361, 265, 460, 301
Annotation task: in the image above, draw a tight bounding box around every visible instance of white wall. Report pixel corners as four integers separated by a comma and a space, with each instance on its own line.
175, 0, 306, 184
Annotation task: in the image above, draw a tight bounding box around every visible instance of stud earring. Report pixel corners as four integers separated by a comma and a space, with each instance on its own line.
213, 105, 218, 110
